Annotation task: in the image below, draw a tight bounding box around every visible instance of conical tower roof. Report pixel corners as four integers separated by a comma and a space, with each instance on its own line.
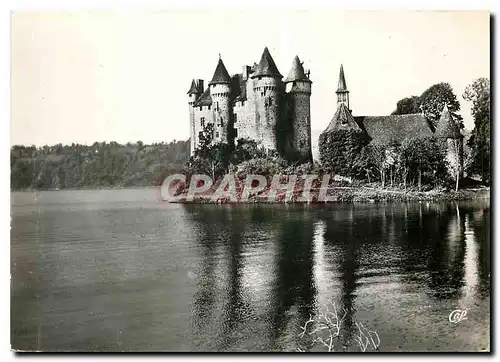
323, 103, 359, 132
284, 56, 311, 83
209, 57, 231, 85
251, 47, 282, 79
435, 104, 462, 139
336, 64, 348, 93
187, 79, 199, 94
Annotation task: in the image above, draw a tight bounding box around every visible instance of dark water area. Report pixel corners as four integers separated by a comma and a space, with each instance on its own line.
11, 189, 490, 352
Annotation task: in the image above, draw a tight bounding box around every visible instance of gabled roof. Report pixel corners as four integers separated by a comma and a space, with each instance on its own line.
434, 105, 462, 139
355, 113, 433, 145
187, 79, 199, 94
336, 65, 348, 93
323, 103, 360, 132
251, 47, 282, 79
209, 58, 231, 85
284, 56, 311, 83
193, 87, 212, 107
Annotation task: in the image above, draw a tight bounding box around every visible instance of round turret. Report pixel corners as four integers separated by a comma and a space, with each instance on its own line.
209, 57, 232, 144
187, 79, 204, 156
284, 56, 312, 162
251, 47, 283, 150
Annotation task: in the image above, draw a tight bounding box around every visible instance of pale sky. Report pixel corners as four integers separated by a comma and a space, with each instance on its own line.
11, 10, 490, 146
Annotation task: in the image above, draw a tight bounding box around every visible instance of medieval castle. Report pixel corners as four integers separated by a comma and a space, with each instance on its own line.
188, 47, 463, 176
187, 47, 312, 162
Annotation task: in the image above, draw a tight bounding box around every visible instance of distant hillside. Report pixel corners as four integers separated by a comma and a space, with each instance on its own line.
11, 140, 190, 191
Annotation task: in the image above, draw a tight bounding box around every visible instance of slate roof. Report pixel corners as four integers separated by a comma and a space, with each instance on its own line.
187, 79, 199, 94
355, 113, 433, 145
336, 65, 348, 93
284, 56, 311, 83
193, 87, 212, 107
209, 58, 231, 85
324, 103, 360, 132
434, 105, 462, 139
251, 47, 282, 79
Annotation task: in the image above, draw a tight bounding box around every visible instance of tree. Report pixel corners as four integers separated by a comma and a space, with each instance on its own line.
366, 144, 388, 187
450, 138, 462, 192
391, 96, 421, 115
194, 123, 215, 159
419, 83, 463, 130
463, 78, 490, 183
399, 137, 448, 191
391, 83, 463, 131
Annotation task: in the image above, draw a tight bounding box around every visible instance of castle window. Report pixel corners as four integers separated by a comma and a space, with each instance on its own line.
269, 98, 272, 106
208, 105, 211, 110
242, 101, 245, 106
201, 117, 205, 127
200, 106, 202, 111
215, 131, 220, 138
234, 114, 237, 123
220, 118, 224, 127
234, 129, 238, 137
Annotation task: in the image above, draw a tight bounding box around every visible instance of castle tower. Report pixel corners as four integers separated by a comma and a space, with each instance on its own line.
251, 47, 283, 150
209, 55, 232, 144
435, 104, 464, 179
336, 64, 350, 110
187, 79, 204, 155
284, 55, 312, 162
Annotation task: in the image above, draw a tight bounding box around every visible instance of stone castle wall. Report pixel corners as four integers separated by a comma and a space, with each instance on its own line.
210, 83, 231, 144
253, 77, 280, 150
190, 72, 312, 162
192, 105, 213, 151
290, 82, 312, 161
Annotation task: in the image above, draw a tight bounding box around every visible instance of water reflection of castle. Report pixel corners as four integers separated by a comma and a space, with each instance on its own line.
183, 201, 490, 351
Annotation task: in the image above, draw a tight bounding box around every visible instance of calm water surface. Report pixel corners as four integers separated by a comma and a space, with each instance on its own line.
11, 188, 490, 352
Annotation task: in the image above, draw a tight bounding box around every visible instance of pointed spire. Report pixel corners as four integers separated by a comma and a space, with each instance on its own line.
187, 79, 199, 94
251, 47, 282, 79
209, 57, 231, 85
284, 55, 311, 83
336, 64, 348, 93
435, 104, 461, 138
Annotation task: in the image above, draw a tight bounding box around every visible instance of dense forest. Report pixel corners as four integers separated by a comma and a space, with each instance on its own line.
10, 140, 190, 190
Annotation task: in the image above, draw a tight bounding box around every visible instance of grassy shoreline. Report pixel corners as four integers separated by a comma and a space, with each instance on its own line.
171, 185, 490, 204
11, 184, 490, 204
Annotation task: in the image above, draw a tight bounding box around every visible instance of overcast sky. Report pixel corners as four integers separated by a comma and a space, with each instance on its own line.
11, 10, 489, 146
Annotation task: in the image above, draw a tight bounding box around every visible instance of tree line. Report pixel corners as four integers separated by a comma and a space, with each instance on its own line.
11, 140, 190, 190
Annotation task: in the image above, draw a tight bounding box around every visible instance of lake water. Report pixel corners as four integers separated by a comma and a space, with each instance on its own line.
11, 188, 490, 352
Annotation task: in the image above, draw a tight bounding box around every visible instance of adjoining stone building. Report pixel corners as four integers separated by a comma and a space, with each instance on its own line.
187, 47, 313, 162
322, 65, 464, 178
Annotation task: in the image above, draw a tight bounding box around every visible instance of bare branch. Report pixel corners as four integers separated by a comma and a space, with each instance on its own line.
297, 300, 380, 353
298, 314, 315, 338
